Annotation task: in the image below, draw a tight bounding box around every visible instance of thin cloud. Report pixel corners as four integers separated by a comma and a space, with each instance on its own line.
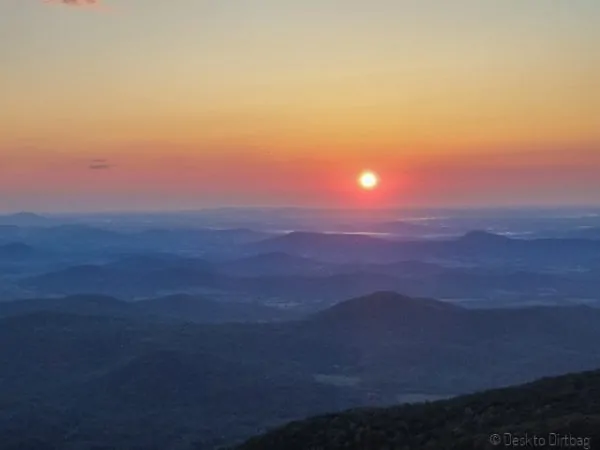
43, 0, 104, 8
89, 159, 114, 170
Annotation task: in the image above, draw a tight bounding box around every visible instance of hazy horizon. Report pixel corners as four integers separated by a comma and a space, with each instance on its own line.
4, 203, 600, 215
3, 205, 600, 220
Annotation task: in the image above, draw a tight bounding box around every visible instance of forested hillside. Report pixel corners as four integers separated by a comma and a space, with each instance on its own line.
235, 369, 600, 450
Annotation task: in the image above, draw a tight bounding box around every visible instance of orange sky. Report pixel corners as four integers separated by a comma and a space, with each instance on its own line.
1, 0, 599, 211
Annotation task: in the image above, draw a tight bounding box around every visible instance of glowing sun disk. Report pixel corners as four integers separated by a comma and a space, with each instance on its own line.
358, 171, 379, 190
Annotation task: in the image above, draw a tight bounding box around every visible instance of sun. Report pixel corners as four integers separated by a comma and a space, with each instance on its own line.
358, 170, 379, 190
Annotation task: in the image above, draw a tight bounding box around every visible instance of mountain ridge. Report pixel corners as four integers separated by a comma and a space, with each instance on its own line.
233, 368, 600, 450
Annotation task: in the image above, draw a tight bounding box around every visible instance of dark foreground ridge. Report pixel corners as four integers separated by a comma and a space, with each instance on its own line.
234, 369, 600, 450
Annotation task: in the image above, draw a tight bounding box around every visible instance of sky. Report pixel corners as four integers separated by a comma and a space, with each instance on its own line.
1, 0, 599, 212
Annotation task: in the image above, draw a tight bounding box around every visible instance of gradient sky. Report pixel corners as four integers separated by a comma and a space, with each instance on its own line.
1, 0, 599, 212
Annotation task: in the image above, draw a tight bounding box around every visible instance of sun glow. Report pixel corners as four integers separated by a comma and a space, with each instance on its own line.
358, 170, 379, 190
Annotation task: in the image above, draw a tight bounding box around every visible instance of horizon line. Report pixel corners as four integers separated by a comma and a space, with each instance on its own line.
2, 204, 600, 217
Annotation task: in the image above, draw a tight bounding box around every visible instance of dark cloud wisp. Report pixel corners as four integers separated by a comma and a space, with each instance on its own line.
89, 159, 114, 170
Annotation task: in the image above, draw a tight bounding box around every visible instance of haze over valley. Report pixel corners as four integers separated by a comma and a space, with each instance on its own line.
1, 208, 600, 448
